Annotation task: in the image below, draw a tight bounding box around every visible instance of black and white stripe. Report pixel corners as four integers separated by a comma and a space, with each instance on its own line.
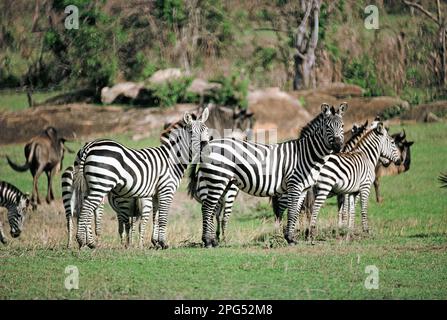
0, 181, 30, 244
189, 103, 348, 247
308, 122, 401, 241
72, 109, 210, 249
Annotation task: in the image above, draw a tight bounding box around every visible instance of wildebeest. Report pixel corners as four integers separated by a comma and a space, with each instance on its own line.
6, 127, 74, 208
374, 130, 414, 203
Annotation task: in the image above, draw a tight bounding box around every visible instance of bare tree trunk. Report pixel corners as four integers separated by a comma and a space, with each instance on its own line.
293, 0, 320, 90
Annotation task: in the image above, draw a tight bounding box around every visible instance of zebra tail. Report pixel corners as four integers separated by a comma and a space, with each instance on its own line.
6, 142, 36, 172
187, 163, 201, 202
72, 166, 89, 218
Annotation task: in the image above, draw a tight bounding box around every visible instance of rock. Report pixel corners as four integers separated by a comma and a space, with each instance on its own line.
248, 87, 312, 141
401, 100, 447, 122
101, 82, 144, 104
148, 68, 183, 85
425, 112, 441, 123
187, 78, 222, 95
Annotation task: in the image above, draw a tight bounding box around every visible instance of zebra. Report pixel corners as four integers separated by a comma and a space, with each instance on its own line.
307, 121, 401, 242
71, 108, 210, 249
188, 103, 348, 247
271, 119, 372, 231
0, 181, 30, 244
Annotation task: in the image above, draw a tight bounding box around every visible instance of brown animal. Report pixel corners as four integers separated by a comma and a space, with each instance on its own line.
374, 130, 414, 203
6, 127, 74, 208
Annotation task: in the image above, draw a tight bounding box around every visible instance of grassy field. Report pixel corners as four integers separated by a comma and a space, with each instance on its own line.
0, 122, 446, 299
0, 90, 66, 111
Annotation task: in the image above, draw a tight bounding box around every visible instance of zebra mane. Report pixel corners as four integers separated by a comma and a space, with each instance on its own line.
160, 119, 188, 145
342, 121, 369, 152
299, 112, 325, 138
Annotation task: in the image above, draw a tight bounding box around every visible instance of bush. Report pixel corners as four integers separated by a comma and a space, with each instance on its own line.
343, 55, 382, 97
208, 71, 249, 109
149, 76, 198, 107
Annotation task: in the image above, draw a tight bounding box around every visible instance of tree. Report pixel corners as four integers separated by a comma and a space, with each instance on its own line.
293, 0, 320, 90
403, 0, 446, 87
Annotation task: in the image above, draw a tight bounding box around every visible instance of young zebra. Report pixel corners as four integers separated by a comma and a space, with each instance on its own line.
308, 122, 401, 242
72, 108, 210, 249
189, 103, 347, 247
0, 181, 30, 244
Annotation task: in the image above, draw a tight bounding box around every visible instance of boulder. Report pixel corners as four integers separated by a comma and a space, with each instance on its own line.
402, 100, 447, 122
247, 87, 312, 141
148, 68, 183, 85
101, 82, 144, 104
187, 78, 222, 95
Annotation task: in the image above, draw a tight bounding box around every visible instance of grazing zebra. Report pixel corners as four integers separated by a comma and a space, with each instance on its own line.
307, 122, 401, 242
0, 181, 30, 244
189, 103, 348, 247
72, 108, 210, 249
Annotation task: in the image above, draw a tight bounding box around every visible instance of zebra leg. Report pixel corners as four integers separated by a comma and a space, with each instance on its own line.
347, 194, 357, 229
309, 187, 331, 244
219, 184, 239, 241
94, 200, 104, 247
155, 191, 174, 250
0, 220, 7, 244
118, 216, 126, 245
61, 166, 74, 248
215, 201, 223, 241
76, 196, 103, 249
284, 187, 307, 245
359, 189, 371, 234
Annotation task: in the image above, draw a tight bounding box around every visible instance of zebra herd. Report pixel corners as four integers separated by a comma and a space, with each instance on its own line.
1, 102, 412, 248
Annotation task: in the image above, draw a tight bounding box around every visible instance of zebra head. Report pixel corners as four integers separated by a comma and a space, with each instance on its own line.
9, 193, 30, 238
321, 102, 348, 153
183, 107, 210, 163
375, 122, 402, 167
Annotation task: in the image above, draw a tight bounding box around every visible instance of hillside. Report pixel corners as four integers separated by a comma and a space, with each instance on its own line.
1, 0, 445, 106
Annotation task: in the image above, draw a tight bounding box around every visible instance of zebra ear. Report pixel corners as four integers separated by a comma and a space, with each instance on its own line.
183, 112, 193, 125
200, 107, 209, 123
321, 103, 331, 116
375, 122, 385, 134
338, 102, 348, 115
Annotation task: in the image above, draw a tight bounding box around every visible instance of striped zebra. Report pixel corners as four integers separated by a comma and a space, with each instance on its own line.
307, 121, 401, 242
0, 181, 30, 244
71, 108, 210, 249
188, 103, 348, 247
271, 119, 375, 229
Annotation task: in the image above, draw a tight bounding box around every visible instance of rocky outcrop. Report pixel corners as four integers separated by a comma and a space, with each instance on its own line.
248, 87, 312, 141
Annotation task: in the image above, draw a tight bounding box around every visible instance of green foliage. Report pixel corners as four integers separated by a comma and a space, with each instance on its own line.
380, 104, 405, 120
149, 76, 197, 107
209, 71, 249, 109
343, 55, 382, 97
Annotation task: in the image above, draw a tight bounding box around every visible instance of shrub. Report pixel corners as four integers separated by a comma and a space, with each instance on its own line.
208, 71, 249, 109
343, 55, 382, 97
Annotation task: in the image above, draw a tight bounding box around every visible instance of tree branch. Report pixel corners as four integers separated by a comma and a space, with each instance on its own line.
403, 0, 440, 26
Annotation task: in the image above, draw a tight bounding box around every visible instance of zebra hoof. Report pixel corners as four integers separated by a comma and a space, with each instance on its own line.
284, 234, 295, 245
203, 239, 215, 248
158, 242, 169, 250
287, 241, 297, 247
87, 242, 96, 249
1, 238, 7, 245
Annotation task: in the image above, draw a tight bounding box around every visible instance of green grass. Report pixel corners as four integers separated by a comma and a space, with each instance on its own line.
0, 122, 446, 299
0, 90, 65, 111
